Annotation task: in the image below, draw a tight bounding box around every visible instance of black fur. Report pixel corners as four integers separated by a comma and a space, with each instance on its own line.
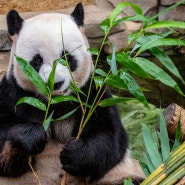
0, 73, 128, 180
61, 51, 78, 72
0, 3, 129, 181
71, 2, 84, 26
6, 10, 23, 36
30, 54, 43, 72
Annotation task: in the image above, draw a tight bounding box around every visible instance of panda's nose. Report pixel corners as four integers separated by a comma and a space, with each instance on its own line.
54, 80, 64, 90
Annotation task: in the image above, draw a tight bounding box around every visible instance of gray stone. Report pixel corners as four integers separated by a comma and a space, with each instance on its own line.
104, 21, 142, 53
84, 5, 125, 38
107, 0, 157, 15
161, 0, 185, 6
0, 51, 9, 80
95, 0, 113, 11
0, 30, 12, 51
159, 5, 185, 22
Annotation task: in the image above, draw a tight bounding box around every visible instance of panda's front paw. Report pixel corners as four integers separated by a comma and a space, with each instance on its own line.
60, 138, 88, 177
8, 123, 47, 155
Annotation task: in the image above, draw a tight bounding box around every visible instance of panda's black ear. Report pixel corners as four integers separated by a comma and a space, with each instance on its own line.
71, 3, 84, 26
6, 10, 24, 36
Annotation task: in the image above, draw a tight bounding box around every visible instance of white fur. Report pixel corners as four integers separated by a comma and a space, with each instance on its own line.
10, 13, 92, 94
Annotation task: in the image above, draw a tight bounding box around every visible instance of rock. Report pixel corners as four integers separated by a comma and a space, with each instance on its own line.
0, 30, 12, 51
95, 0, 113, 11
107, 0, 157, 15
161, 0, 185, 6
159, 5, 185, 22
0, 51, 9, 80
84, 5, 125, 38
104, 21, 142, 53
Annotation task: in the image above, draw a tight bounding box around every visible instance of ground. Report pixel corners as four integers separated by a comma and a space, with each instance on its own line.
0, 0, 94, 14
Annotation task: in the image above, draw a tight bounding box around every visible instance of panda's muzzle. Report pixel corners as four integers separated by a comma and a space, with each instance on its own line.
54, 80, 64, 90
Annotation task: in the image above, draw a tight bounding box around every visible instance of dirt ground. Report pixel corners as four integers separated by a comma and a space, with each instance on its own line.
0, 0, 95, 14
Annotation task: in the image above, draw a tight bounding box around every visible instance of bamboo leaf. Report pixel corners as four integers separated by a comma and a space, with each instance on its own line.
142, 124, 163, 168
51, 95, 79, 104
135, 57, 184, 95
116, 52, 152, 79
159, 112, 171, 162
16, 97, 46, 111
88, 47, 99, 56
47, 60, 57, 92
146, 20, 185, 30
107, 44, 117, 75
136, 38, 185, 55
43, 111, 54, 131
120, 71, 149, 108
124, 178, 133, 185
94, 76, 104, 87
15, 55, 49, 96
95, 68, 107, 77
100, 18, 110, 33
143, 152, 155, 173
113, 15, 149, 27
55, 107, 78, 121
105, 74, 127, 89
98, 97, 135, 107
150, 47, 185, 84
110, 2, 142, 25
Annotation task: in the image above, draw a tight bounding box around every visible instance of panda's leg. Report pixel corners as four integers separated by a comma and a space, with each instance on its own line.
0, 121, 47, 177
59, 88, 129, 181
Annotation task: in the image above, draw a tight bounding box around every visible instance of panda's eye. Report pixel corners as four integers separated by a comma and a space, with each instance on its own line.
30, 54, 43, 72
61, 51, 77, 72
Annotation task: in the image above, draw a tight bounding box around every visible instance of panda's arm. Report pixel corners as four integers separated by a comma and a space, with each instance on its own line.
0, 78, 47, 177
60, 87, 129, 181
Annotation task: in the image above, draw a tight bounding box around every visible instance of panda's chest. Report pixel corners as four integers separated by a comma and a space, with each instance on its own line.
47, 120, 75, 144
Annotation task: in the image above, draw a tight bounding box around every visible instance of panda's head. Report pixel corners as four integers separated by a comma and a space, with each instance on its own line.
6, 3, 92, 95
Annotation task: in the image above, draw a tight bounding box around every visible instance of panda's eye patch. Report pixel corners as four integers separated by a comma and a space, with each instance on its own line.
61, 51, 77, 72
30, 54, 43, 72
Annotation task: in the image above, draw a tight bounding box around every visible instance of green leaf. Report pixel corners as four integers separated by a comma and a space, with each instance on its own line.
88, 47, 99, 56
116, 52, 152, 79
100, 18, 110, 33
15, 55, 49, 96
57, 58, 68, 66
99, 97, 135, 107
55, 107, 78, 121
110, 2, 142, 25
107, 44, 117, 75
143, 152, 155, 173
159, 112, 171, 162
16, 97, 46, 111
150, 47, 185, 84
94, 76, 104, 87
105, 74, 127, 89
47, 60, 57, 92
51, 95, 79, 104
135, 57, 184, 95
113, 14, 149, 27
124, 178, 133, 185
172, 120, 182, 151
43, 111, 54, 131
142, 124, 163, 168
146, 20, 185, 30
136, 38, 185, 56
95, 68, 107, 77
70, 82, 86, 96
120, 71, 149, 107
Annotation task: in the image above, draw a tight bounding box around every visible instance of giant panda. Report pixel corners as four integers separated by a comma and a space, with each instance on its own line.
0, 3, 145, 185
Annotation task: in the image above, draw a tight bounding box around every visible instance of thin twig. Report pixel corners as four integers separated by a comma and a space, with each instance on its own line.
28, 156, 42, 185
61, 173, 68, 185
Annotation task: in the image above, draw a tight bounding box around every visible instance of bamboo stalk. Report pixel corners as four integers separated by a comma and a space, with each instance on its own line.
141, 142, 185, 185
160, 164, 185, 185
